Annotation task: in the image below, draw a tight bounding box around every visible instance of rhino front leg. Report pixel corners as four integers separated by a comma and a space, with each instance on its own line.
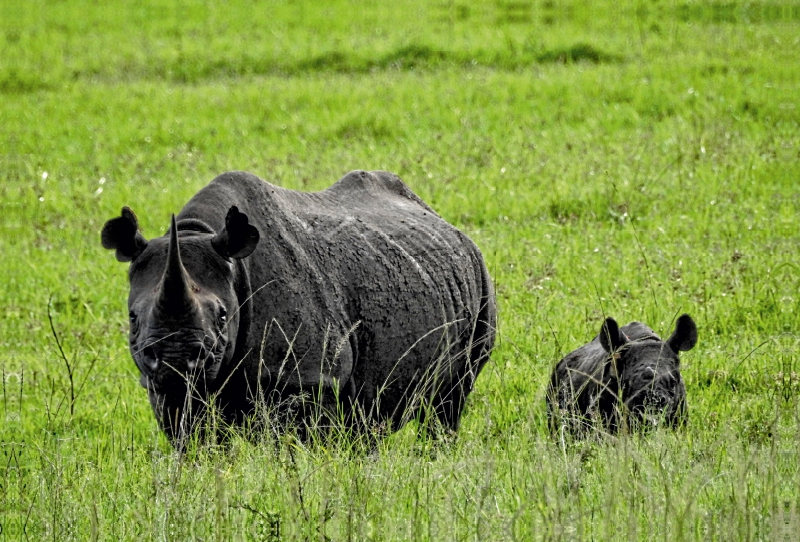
146, 384, 206, 450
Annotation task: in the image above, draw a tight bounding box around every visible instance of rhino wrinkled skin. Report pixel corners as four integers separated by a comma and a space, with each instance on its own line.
547, 314, 697, 434
101, 170, 496, 446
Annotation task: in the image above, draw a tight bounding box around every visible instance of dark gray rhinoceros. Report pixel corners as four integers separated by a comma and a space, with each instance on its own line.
547, 314, 697, 434
101, 170, 496, 445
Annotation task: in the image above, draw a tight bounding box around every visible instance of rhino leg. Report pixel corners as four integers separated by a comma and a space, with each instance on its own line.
147, 383, 211, 449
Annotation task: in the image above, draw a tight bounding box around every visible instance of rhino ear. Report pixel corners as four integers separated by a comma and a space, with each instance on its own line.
212, 206, 260, 259
101, 207, 149, 262
667, 314, 697, 353
599, 317, 626, 354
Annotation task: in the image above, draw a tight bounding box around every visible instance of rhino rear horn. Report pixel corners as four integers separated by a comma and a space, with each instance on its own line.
599, 317, 626, 354
666, 314, 697, 353
157, 215, 196, 315
101, 206, 149, 262
211, 206, 260, 259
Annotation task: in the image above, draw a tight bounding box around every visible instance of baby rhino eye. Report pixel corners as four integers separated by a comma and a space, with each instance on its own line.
129, 311, 139, 332
218, 307, 227, 327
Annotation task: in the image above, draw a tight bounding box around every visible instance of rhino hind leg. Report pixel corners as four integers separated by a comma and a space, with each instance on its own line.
410, 364, 473, 439
432, 323, 495, 435
430, 387, 467, 438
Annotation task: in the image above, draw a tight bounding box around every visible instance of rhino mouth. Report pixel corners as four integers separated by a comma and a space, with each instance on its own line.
133, 334, 226, 393
622, 392, 683, 428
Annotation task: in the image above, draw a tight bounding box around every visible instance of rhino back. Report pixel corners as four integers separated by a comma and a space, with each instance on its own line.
551, 338, 609, 413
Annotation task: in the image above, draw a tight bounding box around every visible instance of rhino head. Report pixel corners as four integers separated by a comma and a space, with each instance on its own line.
598, 314, 697, 429
101, 206, 259, 441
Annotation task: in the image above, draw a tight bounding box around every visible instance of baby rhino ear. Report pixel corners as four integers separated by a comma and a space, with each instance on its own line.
212, 206, 260, 259
599, 317, 626, 354
667, 314, 697, 353
101, 207, 149, 262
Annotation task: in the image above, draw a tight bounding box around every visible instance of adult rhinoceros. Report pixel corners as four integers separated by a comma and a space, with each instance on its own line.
101, 170, 496, 446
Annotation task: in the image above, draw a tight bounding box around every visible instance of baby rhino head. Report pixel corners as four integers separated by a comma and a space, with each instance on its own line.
599, 314, 697, 429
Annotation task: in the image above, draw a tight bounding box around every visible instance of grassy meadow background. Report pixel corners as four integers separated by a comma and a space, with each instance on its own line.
2, 0, 799, 539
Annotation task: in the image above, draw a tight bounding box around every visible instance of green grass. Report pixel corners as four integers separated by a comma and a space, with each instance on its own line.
2, 0, 799, 539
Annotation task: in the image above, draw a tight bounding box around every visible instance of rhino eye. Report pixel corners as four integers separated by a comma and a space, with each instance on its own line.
218, 307, 227, 327
129, 311, 139, 332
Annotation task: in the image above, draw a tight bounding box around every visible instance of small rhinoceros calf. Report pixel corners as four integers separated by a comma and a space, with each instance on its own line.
547, 314, 697, 434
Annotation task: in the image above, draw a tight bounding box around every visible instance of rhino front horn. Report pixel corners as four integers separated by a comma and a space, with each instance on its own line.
157, 215, 196, 315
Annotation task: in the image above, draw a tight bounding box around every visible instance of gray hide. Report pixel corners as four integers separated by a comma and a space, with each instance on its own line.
101, 170, 496, 445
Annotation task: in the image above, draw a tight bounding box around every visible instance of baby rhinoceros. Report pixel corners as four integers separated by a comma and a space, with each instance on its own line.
547, 314, 697, 435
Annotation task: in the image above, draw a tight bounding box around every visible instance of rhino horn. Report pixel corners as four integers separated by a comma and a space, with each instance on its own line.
157, 215, 196, 315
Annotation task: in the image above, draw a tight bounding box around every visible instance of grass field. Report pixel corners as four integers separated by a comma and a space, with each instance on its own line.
2, 0, 799, 539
